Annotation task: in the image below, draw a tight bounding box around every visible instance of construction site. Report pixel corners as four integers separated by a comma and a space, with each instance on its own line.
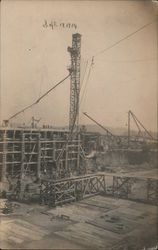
0, 31, 158, 250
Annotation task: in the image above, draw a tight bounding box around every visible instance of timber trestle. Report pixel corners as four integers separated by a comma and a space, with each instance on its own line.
39, 173, 158, 207
40, 174, 106, 206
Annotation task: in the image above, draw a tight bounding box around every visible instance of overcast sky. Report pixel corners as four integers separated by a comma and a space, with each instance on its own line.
1, 0, 158, 132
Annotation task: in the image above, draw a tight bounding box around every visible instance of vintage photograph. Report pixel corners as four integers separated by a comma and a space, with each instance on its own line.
0, 0, 158, 249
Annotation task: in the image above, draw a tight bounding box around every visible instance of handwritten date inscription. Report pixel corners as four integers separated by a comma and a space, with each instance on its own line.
43, 20, 77, 30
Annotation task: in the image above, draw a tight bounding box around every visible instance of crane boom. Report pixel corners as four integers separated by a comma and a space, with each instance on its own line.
129, 110, 154, 140
8, 73, 71, 121
83, 112, 118, 141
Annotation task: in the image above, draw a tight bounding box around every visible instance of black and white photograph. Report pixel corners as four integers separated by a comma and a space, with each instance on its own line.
0, 0, 158, 249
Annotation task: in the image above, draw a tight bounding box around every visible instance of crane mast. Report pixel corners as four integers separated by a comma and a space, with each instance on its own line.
68, 33, 81, 134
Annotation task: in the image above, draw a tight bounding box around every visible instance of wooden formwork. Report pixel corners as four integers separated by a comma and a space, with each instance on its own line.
0, 127, 81, 188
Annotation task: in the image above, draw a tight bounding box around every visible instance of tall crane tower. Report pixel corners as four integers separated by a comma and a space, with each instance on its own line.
68, 33, 81, 133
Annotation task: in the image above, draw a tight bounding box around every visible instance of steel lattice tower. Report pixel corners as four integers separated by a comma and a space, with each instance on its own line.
68, 33, 81, 133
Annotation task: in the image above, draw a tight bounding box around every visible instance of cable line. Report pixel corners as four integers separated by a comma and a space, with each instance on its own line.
80, 59, 88, 88
102, 57, 157, 63
93, 18, 157, 59
8, 73, 71, 121
80, 57, 94, 107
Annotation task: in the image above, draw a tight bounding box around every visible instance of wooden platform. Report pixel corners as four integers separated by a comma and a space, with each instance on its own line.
0, 195, 157, 249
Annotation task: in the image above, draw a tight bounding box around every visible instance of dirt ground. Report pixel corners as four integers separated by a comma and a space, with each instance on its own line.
0, 165, 157, 250
0, 194, 157, 250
